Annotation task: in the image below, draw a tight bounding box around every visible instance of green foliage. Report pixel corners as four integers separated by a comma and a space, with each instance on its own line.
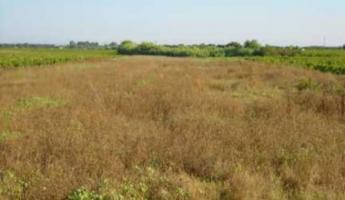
116, 40, 304, 59
66, 167, 191, 200
118, 40, 138, 55
0, 48, 115, 68
114, 182, 148, 200
68, 187, 105, 200
117, 41, 260, 58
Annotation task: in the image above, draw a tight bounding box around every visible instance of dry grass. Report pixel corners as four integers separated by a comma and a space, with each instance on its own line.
1, 56, 345, 199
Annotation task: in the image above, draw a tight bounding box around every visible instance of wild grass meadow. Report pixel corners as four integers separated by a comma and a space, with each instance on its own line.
1, 52, 345, 199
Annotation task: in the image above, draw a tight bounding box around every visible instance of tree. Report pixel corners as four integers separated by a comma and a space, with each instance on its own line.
74, 41, 99, 49
109, 42, 118, 48
244, 40, 261, 49
343, 44, 345, 49
69, 41, 77, 48
226, 41, 242, 48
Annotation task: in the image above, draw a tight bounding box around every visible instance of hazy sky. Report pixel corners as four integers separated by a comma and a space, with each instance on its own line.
1, 0, 345, 46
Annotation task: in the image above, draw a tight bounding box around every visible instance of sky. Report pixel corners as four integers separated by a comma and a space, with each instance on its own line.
0, 0, 345, 46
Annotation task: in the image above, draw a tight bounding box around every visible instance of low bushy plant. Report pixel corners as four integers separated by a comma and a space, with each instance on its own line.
67, 187, 105, 200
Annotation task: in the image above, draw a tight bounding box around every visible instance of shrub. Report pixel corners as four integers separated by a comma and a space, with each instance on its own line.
136, 42, 163, 55
118, 40, 138, 55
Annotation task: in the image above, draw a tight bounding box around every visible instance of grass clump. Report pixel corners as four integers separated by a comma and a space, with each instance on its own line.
68, 187, 105, 200
0, 130, 21, 143
295, 78, 319, 91
113, 167, 190, 200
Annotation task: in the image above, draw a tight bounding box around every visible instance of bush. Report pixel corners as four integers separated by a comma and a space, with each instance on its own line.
118, 40, 138, 55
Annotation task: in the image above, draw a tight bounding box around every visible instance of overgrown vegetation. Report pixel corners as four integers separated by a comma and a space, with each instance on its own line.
1, 57, 345, 199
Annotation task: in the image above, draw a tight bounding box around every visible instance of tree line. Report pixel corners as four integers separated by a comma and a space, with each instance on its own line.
1, 40, 345, 58
0, 41, 118, 49
68, 41, 118, 49
0, 43, 57, 48
116, 40, 304, 57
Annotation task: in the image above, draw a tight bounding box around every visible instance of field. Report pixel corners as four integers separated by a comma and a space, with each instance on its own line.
1, 53, 345, 199
0, 48, 115, 68
249, 49, 345, 74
